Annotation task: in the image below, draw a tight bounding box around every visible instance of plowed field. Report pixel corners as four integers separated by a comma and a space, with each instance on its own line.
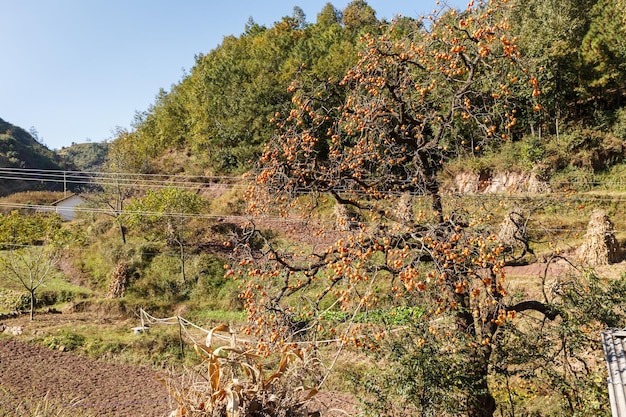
0, 337, 172, 416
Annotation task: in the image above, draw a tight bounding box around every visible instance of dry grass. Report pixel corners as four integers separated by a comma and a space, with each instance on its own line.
0, 190, 65, 208
577, 209, 622, 266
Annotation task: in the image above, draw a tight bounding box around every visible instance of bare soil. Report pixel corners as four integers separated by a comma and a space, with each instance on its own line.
0, 312, 357, 417
0, 337, 173, 416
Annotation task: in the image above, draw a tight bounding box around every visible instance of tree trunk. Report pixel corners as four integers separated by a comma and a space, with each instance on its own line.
467, 374, 496, 417
454, 291, 496, 417
29, 289, 35, 321
465, 344, 496, 417
118, 221, 127, 245
431, 191, 443, 224
468, 394, 496, 417
177, 238, 186, 283
419, 153, 443, 224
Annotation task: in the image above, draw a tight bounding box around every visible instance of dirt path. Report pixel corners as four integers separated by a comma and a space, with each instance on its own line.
0, 338, 173, 416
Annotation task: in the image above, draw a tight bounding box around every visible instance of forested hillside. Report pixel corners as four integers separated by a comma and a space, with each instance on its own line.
0, 118, 69, 196
113, 0, 626, 182
55, 142, 109, 172
112, 2, 382, 174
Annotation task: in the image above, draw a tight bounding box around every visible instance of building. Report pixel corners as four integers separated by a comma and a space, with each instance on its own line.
602, 329, 626, 416
39, 194, 85, 221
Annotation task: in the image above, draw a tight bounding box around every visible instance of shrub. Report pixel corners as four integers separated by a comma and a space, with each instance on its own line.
128, 253, 184, 301
42, 330, 86, 351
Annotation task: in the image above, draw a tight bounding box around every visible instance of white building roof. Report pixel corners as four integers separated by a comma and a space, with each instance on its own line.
602, 329, 626, 416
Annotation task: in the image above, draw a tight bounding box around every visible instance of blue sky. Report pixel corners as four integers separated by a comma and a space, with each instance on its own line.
1, 0, 467, 150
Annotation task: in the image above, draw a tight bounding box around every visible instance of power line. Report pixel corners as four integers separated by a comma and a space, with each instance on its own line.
0, 201, 316, 225
0, 166, 242, 181
0, 167, 247, 191
4, 166, 626, 192
3, 168, 626, 228
1, 194, 625, 230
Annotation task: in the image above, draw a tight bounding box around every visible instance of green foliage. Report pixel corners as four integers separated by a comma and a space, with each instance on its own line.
0, 211, 56, 248
42, 329, 86, 351
519, 135, 547, 168
127, 253, 185, 301
351, 333, 474, 417
125, 188, 207, 284
542, 127, 625, 174
76, 244, 117, 290
55, 142, 108, 171
345, 268, 625, 417
0, 210, 79, 318
457, 123, 626, 187
129, 330, 185, 364
581, 0, 626, 94
121, 3, 377, 174
188, 254, 227, 295
125, 250, 237, 307
0, 268, 90, 312
209, 187, 247, 216
510, 0, 626, 126
102, 0, 625, 181
457, 135, 549, 175
4, 1, 626, 413
105, 127, 152, 174
0, 289, 29, 311
490, 270, 626, 416
0, 209, 80, 251
0, 118, 69, 196
342, 0, 379, 33
316, 3, 342, 26
510, 0, 594, 112
126, 188, 206, 231
0, 245, 64, 319
612, 107, 626, 139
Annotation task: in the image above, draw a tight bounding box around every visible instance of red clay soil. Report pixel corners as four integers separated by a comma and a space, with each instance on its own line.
0, 338, 173, 416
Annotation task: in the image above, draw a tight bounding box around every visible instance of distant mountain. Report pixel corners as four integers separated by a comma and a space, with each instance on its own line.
56, 142, 109, 172
0, 117, 70, 196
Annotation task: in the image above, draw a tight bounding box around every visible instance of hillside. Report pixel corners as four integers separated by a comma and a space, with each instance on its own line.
109, 0, 626, 184
55, 141, 109, 172
0, 118, 70, 196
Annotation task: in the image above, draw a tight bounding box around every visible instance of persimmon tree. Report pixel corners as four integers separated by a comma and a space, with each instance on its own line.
235, 1, 557, 416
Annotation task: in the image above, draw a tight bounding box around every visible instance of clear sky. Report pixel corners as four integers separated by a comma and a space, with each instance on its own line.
1, 0, 467, 150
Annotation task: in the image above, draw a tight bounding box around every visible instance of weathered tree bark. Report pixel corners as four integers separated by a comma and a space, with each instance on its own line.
467, 346, 496, 417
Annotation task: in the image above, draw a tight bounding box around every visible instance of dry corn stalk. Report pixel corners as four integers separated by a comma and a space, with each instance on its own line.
164, 324, 318, 417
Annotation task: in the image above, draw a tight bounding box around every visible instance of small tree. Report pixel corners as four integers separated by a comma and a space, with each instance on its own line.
1, 245, 61, 320
126, 187, 206, 283
93, 127, 150, 245
0, 212, 68, 320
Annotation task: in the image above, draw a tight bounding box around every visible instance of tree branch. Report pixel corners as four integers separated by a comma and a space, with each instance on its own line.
507, 301, 560, 321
